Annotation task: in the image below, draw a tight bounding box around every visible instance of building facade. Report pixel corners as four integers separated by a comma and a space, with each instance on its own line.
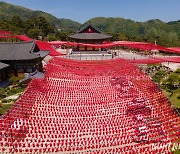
0, 41, 49, 80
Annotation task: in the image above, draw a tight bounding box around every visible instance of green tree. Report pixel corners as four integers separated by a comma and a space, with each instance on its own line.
24, 17, 38, 31
117, 33, 128, 41
152, 70, 167, 84
47, 34, 57, 41
27, 28, 42, 39
37, 16, 54, 37
58, 31, 73, 41
24, 16, 55, 39
168, 32, 178, 46
10, 16, 24, 28
138, 26, 146, 35
161, 73, 180, 93
0, 18, 10, 30
9, 16, 25, 34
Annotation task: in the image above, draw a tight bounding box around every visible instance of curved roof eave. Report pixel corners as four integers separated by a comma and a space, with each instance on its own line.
69, 33, 112, 40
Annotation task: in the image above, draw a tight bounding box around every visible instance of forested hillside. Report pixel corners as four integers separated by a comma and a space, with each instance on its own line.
0, 2, 81, 32
87, 17, 180, 46
0, 2, 180, 46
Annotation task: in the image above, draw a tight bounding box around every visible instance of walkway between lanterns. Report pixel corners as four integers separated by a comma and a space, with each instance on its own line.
63, 49, 151, 60
63, 49, 179, 61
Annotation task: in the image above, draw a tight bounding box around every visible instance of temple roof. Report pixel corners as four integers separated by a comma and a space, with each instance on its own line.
78, 24, 100, 33
0, 41, 49, 61
0, 62, 9, 70
69, 23, 112, 40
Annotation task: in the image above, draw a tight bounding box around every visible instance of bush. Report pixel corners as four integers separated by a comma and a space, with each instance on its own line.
5, 87, 10, 92
1, 99, 8, 103
161, 73, 180, 91
9, 77, 23, 85
0, 88, 5, 98
152, 70, 167, 84
174, 68, 180, 74
6, 88, 18, 96
18, 82, 24, 88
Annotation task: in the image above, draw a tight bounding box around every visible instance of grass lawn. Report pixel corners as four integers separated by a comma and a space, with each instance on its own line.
5, 86, 26, 97
0, 83, 27, 115
163, 90, 180, 108
173, 149, 180, 154
0, 102, 14, 115
170, 93, 180, 108
163, 90, 171, 97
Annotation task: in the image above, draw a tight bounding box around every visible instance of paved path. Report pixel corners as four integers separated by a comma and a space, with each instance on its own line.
117, 50, 151, 59
162, 62, 180, 71
53, 49, 180, 70
63, 50, 158, 61
3, 93, 21, 100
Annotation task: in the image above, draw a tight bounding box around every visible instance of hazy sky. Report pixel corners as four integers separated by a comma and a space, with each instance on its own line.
1, 0, 180, 23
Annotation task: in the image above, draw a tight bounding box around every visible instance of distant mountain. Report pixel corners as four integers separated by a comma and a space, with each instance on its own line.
0, 2, 179, 46
85, 17, 180, 36
0, 1, 81, 31
83, 17, 180, 46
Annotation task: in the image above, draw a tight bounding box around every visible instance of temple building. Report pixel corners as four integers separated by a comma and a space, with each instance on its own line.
0, 41, 49, 80
69, 23, 112, 51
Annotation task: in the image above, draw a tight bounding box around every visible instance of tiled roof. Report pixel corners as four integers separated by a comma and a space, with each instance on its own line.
0, 41, 49, 61
69, 23, 112, 40
0, 62, 9, 70
69, 33, 112, 40
78, 24, 100, 33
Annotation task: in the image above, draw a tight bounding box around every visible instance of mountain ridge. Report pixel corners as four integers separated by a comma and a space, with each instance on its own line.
0, 1, 81, 31
0, 2, 179, 46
